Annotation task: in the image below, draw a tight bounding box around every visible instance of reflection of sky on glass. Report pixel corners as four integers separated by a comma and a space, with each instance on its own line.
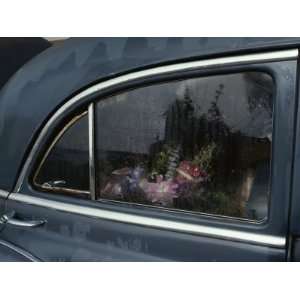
97, 72, 273, 154
184, 73, 273, 139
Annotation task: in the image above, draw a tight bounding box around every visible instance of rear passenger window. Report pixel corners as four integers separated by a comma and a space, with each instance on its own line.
95, 72, 274, 220
34, 112, 90, 198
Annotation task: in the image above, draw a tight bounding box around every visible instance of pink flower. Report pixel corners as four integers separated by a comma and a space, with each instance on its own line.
139, 179, 178, 207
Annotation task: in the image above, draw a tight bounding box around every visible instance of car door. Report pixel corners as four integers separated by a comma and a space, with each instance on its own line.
288, 56, 300, 261
0, 49, 297, 261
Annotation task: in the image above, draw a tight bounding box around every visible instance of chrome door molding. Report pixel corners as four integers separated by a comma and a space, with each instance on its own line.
11, 49, 297, 251
15, 49, 298, 192
0, 239, 41, 262
9, 192, 285, 248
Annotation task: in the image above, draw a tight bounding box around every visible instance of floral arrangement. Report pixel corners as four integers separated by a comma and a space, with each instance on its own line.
100, 141, 218, 208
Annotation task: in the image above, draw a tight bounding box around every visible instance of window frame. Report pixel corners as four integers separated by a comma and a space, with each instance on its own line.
32, 110, 91, 198
31, 70, 275, 223
15, 49, 297, 248
91, 72, 275, 222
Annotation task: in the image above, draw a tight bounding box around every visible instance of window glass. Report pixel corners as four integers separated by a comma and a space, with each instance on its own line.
34, 113, 90, 197
96, 72, 273, 220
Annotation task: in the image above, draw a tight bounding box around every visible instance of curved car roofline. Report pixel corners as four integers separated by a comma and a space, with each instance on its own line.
0, 37, 299, 191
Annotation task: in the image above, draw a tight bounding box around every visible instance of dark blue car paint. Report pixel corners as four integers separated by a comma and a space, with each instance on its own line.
0, 37, 299, 261
0, 199, 285, 262
0, 244, 32, 262
0, 239, 39, 262
0, 37, 300, 192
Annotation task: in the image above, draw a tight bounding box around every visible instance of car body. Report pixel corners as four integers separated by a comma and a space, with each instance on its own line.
1, 37, 300, 261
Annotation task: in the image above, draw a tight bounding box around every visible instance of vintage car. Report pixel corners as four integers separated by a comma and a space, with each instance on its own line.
1, 37, 300, 261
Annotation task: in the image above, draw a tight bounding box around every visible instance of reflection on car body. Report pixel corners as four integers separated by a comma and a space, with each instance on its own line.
0, 37, 299, 261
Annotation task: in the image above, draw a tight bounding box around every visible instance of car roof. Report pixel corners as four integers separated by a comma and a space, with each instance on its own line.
0, 37, 299, 191
0, 38, 50, 90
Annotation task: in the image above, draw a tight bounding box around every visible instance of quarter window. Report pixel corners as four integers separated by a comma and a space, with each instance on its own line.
95, 72, 273, 220
34, 112, 90, 197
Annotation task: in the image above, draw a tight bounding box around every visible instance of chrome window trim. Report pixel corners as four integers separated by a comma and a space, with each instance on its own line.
15, 49, 298, 192
96, 196, 265, 225
12, 49, 297, 248
0, 189, 9, 198
9, 192, 285, 248
32, 111, 90, 196
88, 103, 96, 200
0, 238, 41, 262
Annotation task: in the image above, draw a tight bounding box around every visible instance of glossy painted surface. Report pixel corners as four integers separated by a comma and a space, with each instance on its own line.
0, 239, 39, 261
7, 193, 286, 247
0, 38, 298, 261
0, 38, 300, 191
290, 57, 300, 260
1, 61, 296, 261
0, 198, 285, 261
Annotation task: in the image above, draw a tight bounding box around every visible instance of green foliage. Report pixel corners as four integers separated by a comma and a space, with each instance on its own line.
193, 142, 217, 173
195, 189, 243, 218
151, 144, 178, 176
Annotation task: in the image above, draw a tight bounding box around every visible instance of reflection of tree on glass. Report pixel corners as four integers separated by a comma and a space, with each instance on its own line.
96, 72, 273, 221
